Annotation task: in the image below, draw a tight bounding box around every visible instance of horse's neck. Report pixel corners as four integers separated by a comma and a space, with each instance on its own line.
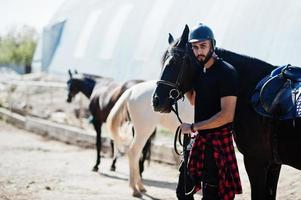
215, 48, 277, 99
78, 79, 95, 98
215, 48, 276, 78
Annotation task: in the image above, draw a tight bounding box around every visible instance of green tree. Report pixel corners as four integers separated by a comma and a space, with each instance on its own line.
0, 26, 38, 71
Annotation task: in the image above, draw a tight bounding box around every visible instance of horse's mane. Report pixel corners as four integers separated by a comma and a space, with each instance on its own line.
82, 73, 104, 79
79, 73, 115, 87
215, 47, 278, 99
161, 38, 181, 66
161, 40, 276, 73
71, 73, 115, 90
215, 47, 276, 72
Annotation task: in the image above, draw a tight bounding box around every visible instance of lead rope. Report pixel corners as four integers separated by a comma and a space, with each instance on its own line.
171, 101, 193, 196
172, 102, 183, 155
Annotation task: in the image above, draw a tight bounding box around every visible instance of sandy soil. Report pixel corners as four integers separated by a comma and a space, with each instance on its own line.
0, 121, 301, 200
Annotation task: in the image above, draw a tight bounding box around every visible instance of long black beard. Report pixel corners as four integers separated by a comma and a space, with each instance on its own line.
199, 49, 214, 66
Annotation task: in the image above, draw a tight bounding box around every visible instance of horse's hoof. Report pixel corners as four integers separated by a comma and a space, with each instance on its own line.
132, 191, 142, 198
137, 184, 147, 193
139, 188, 147, 193
92, 166, 98, 172
110, 166, 116, 172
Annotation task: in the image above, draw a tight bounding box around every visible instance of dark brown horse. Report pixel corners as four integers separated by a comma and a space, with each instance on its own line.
66, 70, 152, 173
152, 26, 301, 200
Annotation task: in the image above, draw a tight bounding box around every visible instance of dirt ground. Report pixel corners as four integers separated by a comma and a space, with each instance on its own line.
0, 120, 301, 200
1, 73, 301, 200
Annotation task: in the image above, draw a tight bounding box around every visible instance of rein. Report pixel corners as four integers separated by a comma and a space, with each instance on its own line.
157, 45, 192, 195
171, 99, 192, 196
171, 102, 184, 155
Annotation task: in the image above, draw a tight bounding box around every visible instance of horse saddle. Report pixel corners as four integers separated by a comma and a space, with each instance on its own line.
251, 64, 301, 120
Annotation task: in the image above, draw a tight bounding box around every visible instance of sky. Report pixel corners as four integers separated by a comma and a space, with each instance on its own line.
0, 0, 65, 36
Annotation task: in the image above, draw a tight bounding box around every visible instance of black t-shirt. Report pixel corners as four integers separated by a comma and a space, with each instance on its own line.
193, 58, 238, 122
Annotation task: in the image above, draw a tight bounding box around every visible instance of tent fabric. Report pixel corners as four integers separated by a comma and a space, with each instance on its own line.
32, 0, 301, 82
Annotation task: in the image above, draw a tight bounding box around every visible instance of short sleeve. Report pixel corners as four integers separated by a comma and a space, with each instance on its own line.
219, 62, 239, 97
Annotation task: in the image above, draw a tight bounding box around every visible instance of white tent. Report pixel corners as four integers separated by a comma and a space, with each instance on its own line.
32, 0, 301, 82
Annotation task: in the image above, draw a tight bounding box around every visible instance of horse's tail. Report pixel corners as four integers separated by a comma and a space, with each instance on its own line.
107, 88, 132, 146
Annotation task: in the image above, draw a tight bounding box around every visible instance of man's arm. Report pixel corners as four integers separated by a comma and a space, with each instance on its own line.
185, 90, 195, 106
193, 96, 237, 130
180, 96, 237, 133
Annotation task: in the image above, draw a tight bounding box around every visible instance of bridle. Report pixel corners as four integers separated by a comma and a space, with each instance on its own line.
156, 47, 187, 102
156, 46, 192, 195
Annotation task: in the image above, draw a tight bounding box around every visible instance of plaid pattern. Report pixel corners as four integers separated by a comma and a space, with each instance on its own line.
188, 124, 242, 200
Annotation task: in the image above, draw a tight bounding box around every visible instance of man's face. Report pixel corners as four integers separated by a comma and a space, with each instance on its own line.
191, 40, 211, 62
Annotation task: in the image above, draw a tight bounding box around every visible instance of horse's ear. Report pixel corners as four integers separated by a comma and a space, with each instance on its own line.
68, 69, 72, 78
168, 33, 174, 44
178, 24, 189, 47
181, 24, 189, 41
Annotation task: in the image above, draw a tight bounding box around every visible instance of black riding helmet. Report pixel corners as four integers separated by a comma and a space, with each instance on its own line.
188, 23, 216, 66
189, 23, 216, 49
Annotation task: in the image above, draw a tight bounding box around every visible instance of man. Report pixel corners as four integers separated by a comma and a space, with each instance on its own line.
176, 23, 242, 200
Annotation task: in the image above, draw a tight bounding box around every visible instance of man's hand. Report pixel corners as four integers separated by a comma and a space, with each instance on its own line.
180, 123, 192, 134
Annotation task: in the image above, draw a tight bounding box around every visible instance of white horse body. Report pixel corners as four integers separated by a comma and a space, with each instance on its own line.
106, 80, 193, 197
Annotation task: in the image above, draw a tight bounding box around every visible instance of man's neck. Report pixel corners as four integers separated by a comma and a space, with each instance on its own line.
204, 54, 216, 69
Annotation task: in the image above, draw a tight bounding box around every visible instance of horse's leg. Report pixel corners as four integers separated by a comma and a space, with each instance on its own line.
128, 141, 145, 197
130, 126, 145, 176
131, 126, 145, 176
109, 139, 117, 171
110, 139, 114, 157
128, 146, 143, 197
110, 141, 118, 171
265, 163, 281, 200
139, 128, 156, 176
244, 156, 269, 200
128, 126, 154, 197
92, 121, 102, 172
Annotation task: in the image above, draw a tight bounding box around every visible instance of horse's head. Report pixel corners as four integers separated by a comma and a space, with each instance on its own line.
67, 70, 97, 102
152, 25, 197, 113
66, 70, 80, 102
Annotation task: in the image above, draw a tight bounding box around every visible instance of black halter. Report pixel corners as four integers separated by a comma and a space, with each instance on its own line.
156, 47, 186, 102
